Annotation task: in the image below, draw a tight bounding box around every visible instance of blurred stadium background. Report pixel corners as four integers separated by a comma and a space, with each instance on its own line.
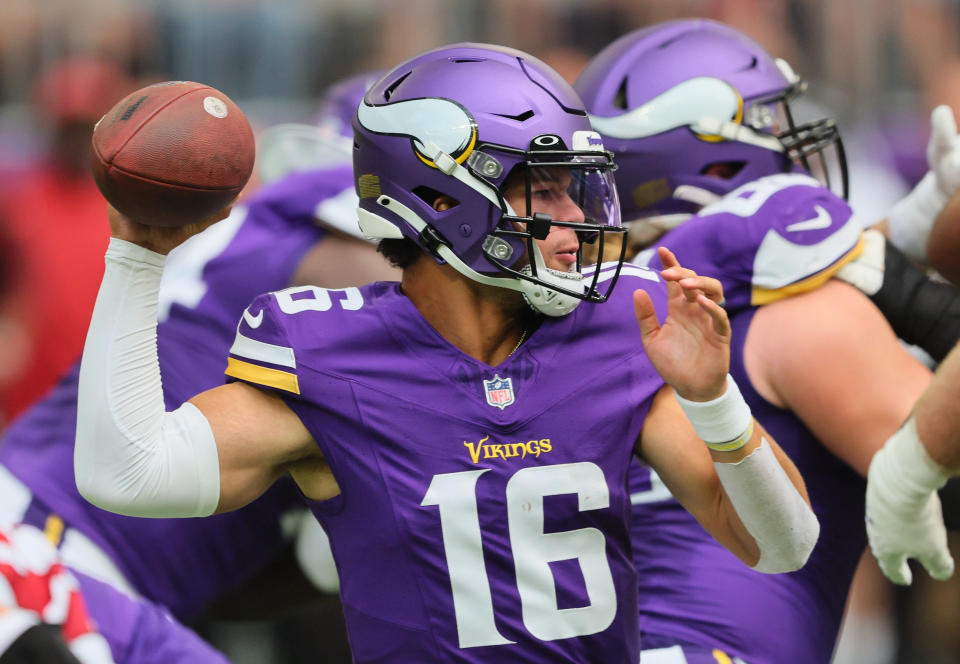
1, 0, 960, 662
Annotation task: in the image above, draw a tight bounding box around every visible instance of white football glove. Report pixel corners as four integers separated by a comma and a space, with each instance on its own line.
887, 105, 960, 263
866, 416, 954, 585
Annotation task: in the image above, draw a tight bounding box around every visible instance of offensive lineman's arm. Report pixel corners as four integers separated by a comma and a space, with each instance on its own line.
744, 279, 946, 584
747, 279, 932, 475
914, 340, 960, 472
75, 207, 323, 517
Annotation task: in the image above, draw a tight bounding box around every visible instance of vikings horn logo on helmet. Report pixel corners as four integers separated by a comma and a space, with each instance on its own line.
357, 97, 477, 168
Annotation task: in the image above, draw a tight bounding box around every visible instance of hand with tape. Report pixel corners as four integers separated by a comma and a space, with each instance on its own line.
866, 417, 955, 585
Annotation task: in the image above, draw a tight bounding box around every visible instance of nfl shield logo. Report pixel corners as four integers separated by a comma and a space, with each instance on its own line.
483, 374, 515, 410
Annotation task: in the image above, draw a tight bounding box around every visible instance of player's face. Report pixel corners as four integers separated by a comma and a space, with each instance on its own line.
502, 167, 585, 272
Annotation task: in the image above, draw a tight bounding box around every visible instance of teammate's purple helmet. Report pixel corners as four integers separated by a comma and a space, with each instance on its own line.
575, 19, 847, 232
353, 43, 625, 316
315, 71, 385, 141
257, 71, 383, 183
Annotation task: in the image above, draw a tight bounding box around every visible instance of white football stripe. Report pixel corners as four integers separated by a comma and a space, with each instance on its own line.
230, 330, 296, 368
753, 216, 861, 290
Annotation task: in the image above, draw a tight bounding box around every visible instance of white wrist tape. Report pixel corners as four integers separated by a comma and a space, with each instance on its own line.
870, 415, 949, 508
675, 375, 754, 451
887, 171, 946, 264
75, 238, 221, 518
714, 439, 820, 573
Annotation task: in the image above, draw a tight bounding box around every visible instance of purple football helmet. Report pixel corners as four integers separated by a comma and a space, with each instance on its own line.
353, 43, 625, 316
575, 19, 848, 236
315, 71, 384, 141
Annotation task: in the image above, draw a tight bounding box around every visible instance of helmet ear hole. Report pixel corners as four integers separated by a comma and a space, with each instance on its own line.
413, 186, 460, 210
700, 161, 745, 179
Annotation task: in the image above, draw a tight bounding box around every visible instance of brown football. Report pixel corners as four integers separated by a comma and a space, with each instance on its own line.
91, 81, 255, 227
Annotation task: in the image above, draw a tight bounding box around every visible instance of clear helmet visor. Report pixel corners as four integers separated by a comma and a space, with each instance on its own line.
517, 156, 621, 223
486, 152, 627, 314
497, 155, 623, 269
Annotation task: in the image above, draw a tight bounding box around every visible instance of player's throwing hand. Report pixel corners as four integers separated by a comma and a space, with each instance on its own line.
107, 203, 234, 256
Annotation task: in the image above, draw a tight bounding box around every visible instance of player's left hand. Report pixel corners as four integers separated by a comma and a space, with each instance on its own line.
634, 247, 730, 401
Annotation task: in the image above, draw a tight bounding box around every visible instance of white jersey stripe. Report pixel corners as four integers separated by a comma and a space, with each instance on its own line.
229, 330, 297, 368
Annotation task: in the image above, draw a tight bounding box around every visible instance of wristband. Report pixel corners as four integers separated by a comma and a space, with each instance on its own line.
675, 375, 754, 452
877, 416, 950, 501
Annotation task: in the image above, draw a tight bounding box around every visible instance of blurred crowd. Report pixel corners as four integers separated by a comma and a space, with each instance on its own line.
1, 0, 959, 662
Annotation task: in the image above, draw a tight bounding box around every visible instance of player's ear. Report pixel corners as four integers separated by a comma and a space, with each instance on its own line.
432, 196, 457, 212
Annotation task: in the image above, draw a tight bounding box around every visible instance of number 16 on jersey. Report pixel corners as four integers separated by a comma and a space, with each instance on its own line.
421, 462, 617, 648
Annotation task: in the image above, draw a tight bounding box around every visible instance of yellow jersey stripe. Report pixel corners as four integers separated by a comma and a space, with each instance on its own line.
712, 649, 734, 664
226, 357, 300, 395
751, 232, 865, 306
44, 514, 65, 548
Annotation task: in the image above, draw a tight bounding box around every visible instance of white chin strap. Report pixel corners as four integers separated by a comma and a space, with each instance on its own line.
519, 248, 585, 317
357, 193, 586, 317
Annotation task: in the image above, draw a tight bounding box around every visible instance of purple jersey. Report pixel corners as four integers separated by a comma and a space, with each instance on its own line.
225, 265, 669, 663
76, 572, 230, 664
643, 173, 863, 313
631, 174, 867, 663
0, 167, 350, 621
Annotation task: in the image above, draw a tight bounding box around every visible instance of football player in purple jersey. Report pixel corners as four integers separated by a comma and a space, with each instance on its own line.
75, 43, 818, 663
0, 75, 397, 663
575, 18, 937, 664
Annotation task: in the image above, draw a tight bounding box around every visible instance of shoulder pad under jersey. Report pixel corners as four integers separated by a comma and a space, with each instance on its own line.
652, 173, 864, 312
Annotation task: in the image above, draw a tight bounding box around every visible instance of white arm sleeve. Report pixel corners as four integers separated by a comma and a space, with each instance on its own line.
714, 439, 820, 573
75, 238, 220, 518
